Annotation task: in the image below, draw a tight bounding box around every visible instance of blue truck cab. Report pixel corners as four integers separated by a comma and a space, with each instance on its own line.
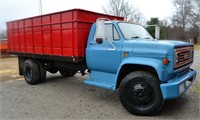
84, 19, 196, 115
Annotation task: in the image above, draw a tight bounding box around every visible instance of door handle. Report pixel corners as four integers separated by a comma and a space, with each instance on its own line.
90, 42, 96, 45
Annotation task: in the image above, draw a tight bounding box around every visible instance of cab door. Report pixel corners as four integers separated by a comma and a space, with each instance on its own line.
86, 24, 122, 74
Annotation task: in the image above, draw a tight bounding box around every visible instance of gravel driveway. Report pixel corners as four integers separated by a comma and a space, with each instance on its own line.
0, 51, 199, 120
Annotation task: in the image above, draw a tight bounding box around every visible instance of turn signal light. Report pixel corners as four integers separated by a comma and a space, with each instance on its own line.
163, 58, 169, 65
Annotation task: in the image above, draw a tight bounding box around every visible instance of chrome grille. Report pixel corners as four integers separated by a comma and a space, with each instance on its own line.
174, 46, 193, 69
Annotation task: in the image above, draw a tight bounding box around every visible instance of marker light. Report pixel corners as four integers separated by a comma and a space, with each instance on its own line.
163, 58, 169, 65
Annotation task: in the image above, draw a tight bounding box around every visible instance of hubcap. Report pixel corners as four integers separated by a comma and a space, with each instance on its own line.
129, 83, 152, 105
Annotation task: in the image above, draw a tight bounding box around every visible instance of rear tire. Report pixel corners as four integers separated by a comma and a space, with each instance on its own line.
119, 71, 165, 116
59, 69, 77, 77
36, 61, 46, 82
23, 59, 40, 85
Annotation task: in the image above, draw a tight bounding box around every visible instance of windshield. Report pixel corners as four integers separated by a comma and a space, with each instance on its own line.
118, 23, 153, 40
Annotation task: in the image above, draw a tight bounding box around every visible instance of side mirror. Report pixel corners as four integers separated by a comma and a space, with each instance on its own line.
96, 18, 106, 39
155, 26, 160, 39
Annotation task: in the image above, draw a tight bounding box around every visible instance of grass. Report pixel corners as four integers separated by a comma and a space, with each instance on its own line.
194, 45, 200, 50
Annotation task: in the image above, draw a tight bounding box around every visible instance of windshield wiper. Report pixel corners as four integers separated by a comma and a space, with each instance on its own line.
144, 37, 151, 39
131, 36, 140, 39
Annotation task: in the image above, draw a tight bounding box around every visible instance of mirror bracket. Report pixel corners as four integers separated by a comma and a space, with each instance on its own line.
96, 38, 103, 44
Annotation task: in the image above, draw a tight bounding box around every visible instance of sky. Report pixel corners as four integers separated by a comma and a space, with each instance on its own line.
0, 0, 174, 30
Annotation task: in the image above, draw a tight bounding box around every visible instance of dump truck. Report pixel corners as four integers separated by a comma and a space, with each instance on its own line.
7, 9, 196, 116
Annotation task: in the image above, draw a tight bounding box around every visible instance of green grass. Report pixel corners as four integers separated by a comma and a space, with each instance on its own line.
194, 45, 200, 50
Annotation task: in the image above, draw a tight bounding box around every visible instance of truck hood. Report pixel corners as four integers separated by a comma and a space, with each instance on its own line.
132, 39, 192, 47
152, 40, 193, 47
127, 39, 193, 57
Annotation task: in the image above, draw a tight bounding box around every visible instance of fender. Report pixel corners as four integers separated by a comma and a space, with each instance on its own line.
114, 57, 167, 90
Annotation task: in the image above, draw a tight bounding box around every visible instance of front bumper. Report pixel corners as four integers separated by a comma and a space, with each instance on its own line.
160, 69, 196, 99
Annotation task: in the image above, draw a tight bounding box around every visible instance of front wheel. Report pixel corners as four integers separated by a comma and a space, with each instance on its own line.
119, 71, 165, 116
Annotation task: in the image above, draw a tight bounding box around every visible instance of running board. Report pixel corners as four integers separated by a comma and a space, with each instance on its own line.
84, 80, 114, 90
84, 70, 117, 91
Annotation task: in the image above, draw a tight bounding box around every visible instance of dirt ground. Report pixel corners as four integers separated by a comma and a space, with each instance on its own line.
0, 51, 199, 120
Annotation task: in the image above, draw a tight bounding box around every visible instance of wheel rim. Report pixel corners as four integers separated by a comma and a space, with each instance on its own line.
25, 66, 32, 80
128, 82, 154, 106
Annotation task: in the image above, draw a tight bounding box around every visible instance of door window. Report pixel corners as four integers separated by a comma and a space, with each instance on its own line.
95, 24, 120, 41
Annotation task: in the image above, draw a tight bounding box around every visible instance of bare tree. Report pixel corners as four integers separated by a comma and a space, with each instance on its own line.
103, 0, 143, 22
171, 0, 193, 40
189, 0, 200, 43
161, 0, 199, 42
190, 0, 200, 27
172, 0, 192, 31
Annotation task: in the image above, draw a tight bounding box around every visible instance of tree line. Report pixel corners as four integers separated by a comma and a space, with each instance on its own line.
103, 0, 200, 44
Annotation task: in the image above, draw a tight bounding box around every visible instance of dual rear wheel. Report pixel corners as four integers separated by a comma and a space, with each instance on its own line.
23, 59, 77, 85
47, 68, 77, 77
23, 59, 45, 85
59, 69, 77, 77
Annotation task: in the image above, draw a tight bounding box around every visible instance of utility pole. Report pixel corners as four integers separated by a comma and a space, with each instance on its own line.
39, 0, 42, 15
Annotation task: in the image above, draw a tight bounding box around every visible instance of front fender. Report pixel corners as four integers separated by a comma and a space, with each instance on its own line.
116, 57, 167, 83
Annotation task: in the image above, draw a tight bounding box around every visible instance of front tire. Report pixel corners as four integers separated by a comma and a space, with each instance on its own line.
119, 71, 165, 116
23, 59, 40, 85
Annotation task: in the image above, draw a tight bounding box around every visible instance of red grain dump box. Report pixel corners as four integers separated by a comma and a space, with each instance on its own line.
7, 9, 123, 58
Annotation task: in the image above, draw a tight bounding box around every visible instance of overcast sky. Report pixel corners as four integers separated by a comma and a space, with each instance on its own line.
0, 0, 174, 30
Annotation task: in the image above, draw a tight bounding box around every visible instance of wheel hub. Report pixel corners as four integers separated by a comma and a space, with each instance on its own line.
129, 84, 151, 105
